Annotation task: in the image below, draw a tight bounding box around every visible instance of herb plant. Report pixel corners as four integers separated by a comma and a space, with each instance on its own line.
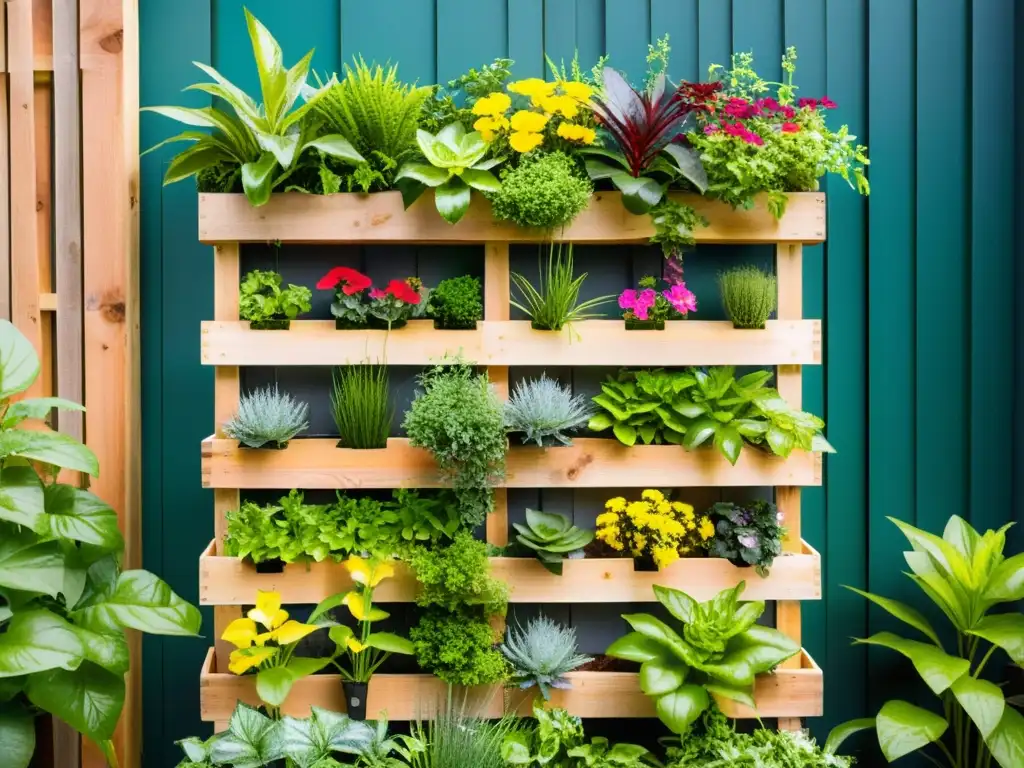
408, 532, 509, 617
142, 10, 364, 205
607, 581, 800, 733
826, 515, 1024, 768
402, 362, 507, 527
490, 151, 592, 229
409, 608, 509, 687
709, 500, 784, 576
596, 490, 713, 570
719, 265, 777, 329
501, 616, 593, 700
513, 508, 594, 575
426, 275, 483, 330
511, 243, 614, 331
239, 269, 312, 328
504, 374, 593, 447
332, 364, 392, 449
224, 489, 329, 564
407, 698, 517, 768
222, 385, 309, 449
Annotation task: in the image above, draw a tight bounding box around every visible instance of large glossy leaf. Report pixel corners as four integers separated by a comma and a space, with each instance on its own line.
278, 707, 374, 765
824, 718, 876, 755
856, 632, 969, 694
891, 517, 974, 590
0, 528, 64, 597
0, 320, 40, 399
43, 484, 123, 551
704, 681, 756, 710
905, 553, 969, 629
985, 553, 1024, 601
605, 631, 669, 664
662, 144, 708, 193
279, 49, 314, 125
241, 152, 279, 207
188, 64, 262, 126
461, 168, 501, 193
256, 665, 298, 708
622, 613, 695, 666
210, 702, 283, 766
844, 586, 943, 647
395, 162, 450, 188
653, 585, 698, 624
164, 143, 233, 184
943, 515, 981, 562
0, 430, 98, 476
434, 178, 472, 225
987, 705, 1024, 768
0, 610, 84, 678
610, 172, 664, 215
71, 626, 130, 676
2, 397, 84, 429
655, 684, 709, 734
0, 466, 45, 532
73, 569, 201, 636
682, 418, 718, 450
951, 675, 1005, 740
612, 422, 637, 446
26, 661, 124, 742
700, 625, 799, 686
0, 705, 35, 768
639, 659, 686, 696
713, 423, 743, 465
254, 129, 301, 170
875, 700, 947, 762
967, 614, 1024, 664
244, 9, 286, 126
303, 135, 365, 166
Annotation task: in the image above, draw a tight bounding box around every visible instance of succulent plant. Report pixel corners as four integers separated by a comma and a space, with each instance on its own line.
222, 385, 309, 449
504, 374, 593, 447
513, 508, 593, 575
501, 616, 593, 701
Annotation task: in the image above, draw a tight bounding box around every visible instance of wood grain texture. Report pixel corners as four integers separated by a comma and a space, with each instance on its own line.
199, 540, 821, 605
201, 437, 823, 490
198, 192, 827, 244
200, 319, 823, 367
485, 242, 510, 547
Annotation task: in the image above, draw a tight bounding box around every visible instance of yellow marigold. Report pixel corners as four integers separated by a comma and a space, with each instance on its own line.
596, 525, 622, 548
626, 501, 650, 518
632, 533, 647, 551
471, 92, 511, 116
555, 122, 596, 144
538, 94, 580, 118
673, 501, 694, 514
508, 78, 556, 99
595, 511, 619, 526
509, 131, 544, 153
641, 489, 665, 503
652, 545, 680, 570
656, 501, 672, 515
473, 115, 509, 142
698, 517, 715, 540
559, 80, 594, 101
605, 497, 627, 513
510, 110, 549, 133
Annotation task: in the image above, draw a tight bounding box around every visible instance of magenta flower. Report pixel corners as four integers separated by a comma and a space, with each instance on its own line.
757, 97, 780, 113
618, 289, 638, 310
743, 131, 764, 146
723, 97, 752, 119
781, 105, 796, 119
704, 124, 720, 134
798, 97, 819, 109
781, 122, 801, 134
369, 288, 387, 300
821, 96, 838, 109
723, 122, 747, 138
663, 283, 697, 315
632, 288, 657, 320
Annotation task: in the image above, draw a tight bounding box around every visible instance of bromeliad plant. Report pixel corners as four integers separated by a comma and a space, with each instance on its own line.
501, 616, 593, 701
825, 516, 1024, 768
142, 9, 364, 205
596, 490, 713, 570
504, 374, 593, 447
606, 582, 800, 733
0, 321, 201, 768
513, 508, 594, 575
239, 269, 312, 329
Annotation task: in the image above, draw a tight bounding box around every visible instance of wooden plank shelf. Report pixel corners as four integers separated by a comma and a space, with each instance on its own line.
199, 647, 822, 721
198, 191, 826, 245
201, 437, 823, 490
198, 539, 821, 606
201, 319, 822, 368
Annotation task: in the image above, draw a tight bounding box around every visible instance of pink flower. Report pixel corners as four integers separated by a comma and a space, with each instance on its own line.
743, 131, 764, 146
369, 288, 386, 300
757, 97, 780, 113
723, 122, 747, 138
781, 105, 796, 119
703, 124, 720, 134
723, 97, 751, 119
798, 97, 819, 109
663, 283, 697, 315
821, 96, 837, 109
618, 289, 638, 310
632, 288, 657, 321
781, 122, 800, 134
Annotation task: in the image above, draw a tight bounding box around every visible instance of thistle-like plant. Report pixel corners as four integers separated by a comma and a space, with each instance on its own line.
510, 243, 614, 332
222, 385, 309, 449
504, 374, 593, 447
513, 508, 594, 575
719, 266, 777, 329
501, 616, 593, 701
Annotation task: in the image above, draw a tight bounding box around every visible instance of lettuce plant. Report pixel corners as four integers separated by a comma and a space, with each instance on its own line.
826, 516, 1024, 768
606, 582, 799, 733
142, 9, 364, 205
239, 269, 312, 328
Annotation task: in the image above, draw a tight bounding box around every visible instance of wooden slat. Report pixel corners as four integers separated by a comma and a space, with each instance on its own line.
0, 7, 9, 321
198, 192, 827, 245
33, 79, 53, 402
484, 242, 510, 547
198, 539, 821, 606
201, 436, 823, 490
200, 319, 823, 368
199, 647, 822, 721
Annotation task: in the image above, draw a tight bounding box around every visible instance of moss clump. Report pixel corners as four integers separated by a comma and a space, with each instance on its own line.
719, 266, 777, 329
490, 151, 592, 230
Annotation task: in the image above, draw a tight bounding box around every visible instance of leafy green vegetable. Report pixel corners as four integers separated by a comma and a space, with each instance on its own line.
512, 508, 593, 575
238, 269, 312, 327
426, 275, 483, 330
490, 151, 592, 230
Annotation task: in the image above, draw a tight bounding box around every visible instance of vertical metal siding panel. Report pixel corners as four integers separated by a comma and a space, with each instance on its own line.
341, 0, 436, 82
544, 0, 577, 71
968, 0, 1014, 533
436, 0, 508, 83
825, 0, 869, 729
732, 0, 783, 77
508, 0, 544, 78
1014, 0, 1024, 559
575, 0, 606, 73
649, 0, 699, 82
783, 0, 827, 727
916, 0, 968, 533
697, 0, 731, 76
604, 0, 651, 85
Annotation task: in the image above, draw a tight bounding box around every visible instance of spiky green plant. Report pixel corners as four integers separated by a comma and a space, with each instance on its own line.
222, 385, 309, 448
501, 616, 593, 701
504, 374, 593, 447
331, 364, 393, 449
719, 265, 777, 329
407, 696, 516, 768
510, 243, 614, 331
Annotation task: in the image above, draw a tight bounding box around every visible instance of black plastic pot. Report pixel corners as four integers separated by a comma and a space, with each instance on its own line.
334, 318, 367, 330
632, 556, 659, 572
343, 681, 369, 720
248, 318, 290, 330
432, 318, 478, 330
367, 317, 407, 330
624, 318, 665, 331
254, 558, 285, 574
238, 440, 289, 450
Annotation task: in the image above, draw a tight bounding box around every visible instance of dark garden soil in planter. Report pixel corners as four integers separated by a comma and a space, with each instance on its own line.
248, 318, 291, 330
530, 321, 561, 331
342, 681, 369, 720
367, 317, 407, 331
334, 318, 367, 330
238, 441, 289, 450
432, 319, 478, 330
624, 318, 665, 331
253, 558, 285, 574
577, 655, 639, 673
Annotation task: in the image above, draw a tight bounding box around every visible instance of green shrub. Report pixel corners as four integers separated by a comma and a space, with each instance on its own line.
410, 608, 509, 686
510, 243, 614, 331
490, 152, 592, 230
408, 531, 509, 617
331, 364, 393, 449
718, 265, 777, 329
239, 269, 312, 326
222, 385, 309, 448
426, 275, 483, 329
402, 362, 506, 526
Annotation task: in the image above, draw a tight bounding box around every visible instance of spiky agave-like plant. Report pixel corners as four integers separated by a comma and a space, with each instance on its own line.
501, 616, 593, 701
504, 374, 594, 447
222, 385, 309, 449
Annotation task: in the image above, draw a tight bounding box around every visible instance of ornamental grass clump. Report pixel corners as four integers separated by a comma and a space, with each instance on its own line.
596, 489, 714, 570
222, 385, 309, 449
426, 275, 483, 329
511, 243, 614, 331
490, 151, 592, 230
501, 616, 593, 701
719, 265, 777, 329
504, 374, 593, 447
331, 364, 392, 449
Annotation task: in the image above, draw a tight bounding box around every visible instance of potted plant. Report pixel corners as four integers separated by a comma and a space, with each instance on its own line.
618, 275, 696, 330
718, 265, 777, 329
316, 557, 415, 720
426, 275, 483, 330
708, 500, 785, 576
503, 375, 593, 447
512, 508, 593, 575
501, 616, 592, 701
317, 267, 429, 330
510, 243, 613, 332
331, 364, 392, 449
239, 269, 312, 330
224, 489, 331, 574
222, 385, 309, 451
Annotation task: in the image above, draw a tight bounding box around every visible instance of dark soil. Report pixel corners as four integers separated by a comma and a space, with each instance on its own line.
577, 655, 639, 673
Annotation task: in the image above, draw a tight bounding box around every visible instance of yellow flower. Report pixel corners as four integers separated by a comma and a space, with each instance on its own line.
472, 92, 511, 116
652, 546, 679, 570
345, 556, 394, 587
248, 591, 288, 631
595, 511, 619, 526
228, 646, 277, 675
347, 638, 367, 653
342, 591, 368, 621
222, 618, 258, 650
537, 94, 580, 118
510, 110, 549, 133
626, 501, 649, 518
632, 533, 647, 551
657, 502, 671, 515
605, 497, 627, 513
556, 122, 596, 144
510, 131, 544, 153
269, 620, 320, 646
559, 80, 593, 102
641, 489, 665, 503
699, 518, 715, 540
508, 78, 556, 99
473, 115, 509, 142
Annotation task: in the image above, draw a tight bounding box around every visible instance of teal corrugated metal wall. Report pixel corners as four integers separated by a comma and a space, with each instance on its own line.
139, 1, 1020, 765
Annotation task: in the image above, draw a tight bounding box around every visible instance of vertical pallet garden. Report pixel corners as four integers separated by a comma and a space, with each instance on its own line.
197, 189, 827, 729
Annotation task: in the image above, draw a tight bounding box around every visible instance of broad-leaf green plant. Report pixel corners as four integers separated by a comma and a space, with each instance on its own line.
394, 123, 503, 224
143, 9, 364, 205
0, 319, 201, 768
826, 515, 1024, 768
513, 508, 593, 575
606, 581, 800, 733
239, 269, 312, 329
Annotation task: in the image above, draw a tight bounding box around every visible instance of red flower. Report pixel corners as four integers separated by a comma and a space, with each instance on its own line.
317, 267, 372, 294
723, 121, 748, 138
743, 131, 765, 146
384, 279, 421, 305
723, 97, 752, 119
781, 105, 796, 119
781, 122, 800, 134
757, 97, 780, 113
821, 96, 838, 109
798, 97, 819, 109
